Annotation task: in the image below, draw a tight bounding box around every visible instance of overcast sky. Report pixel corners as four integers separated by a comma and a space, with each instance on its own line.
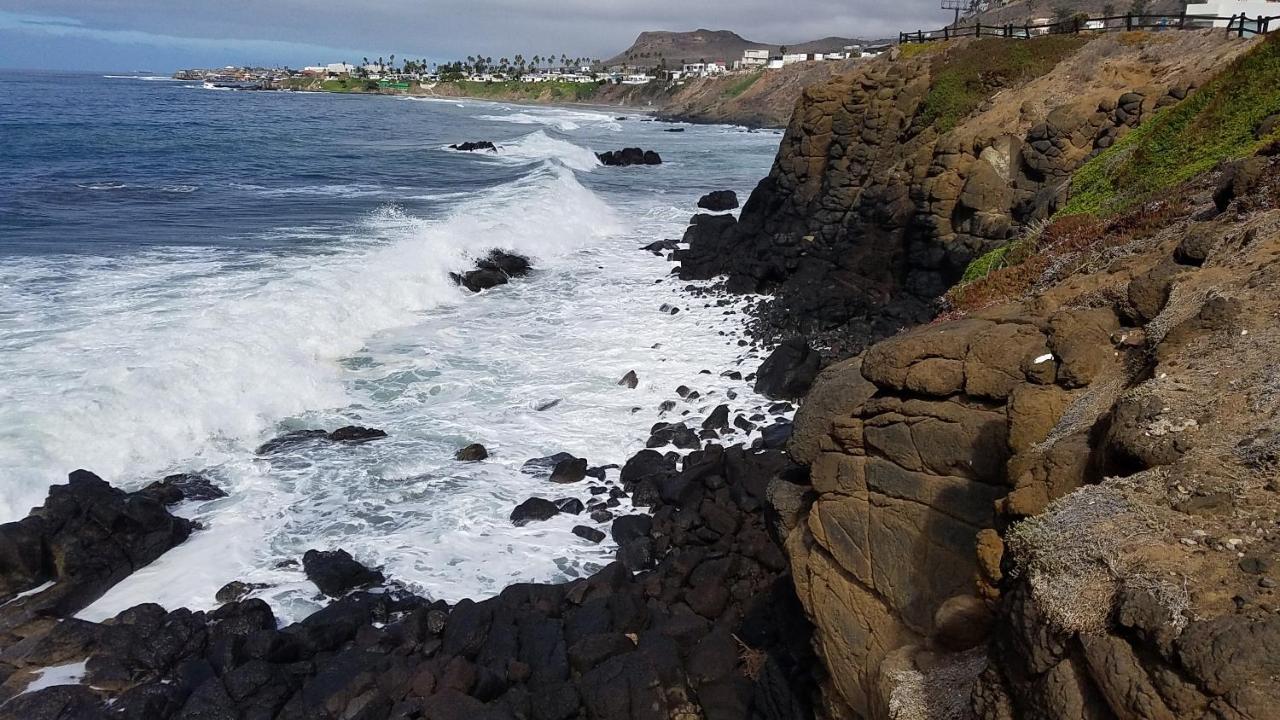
0, 1, 942, 71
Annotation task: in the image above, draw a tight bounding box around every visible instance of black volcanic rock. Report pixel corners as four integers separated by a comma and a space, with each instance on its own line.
550, 457, 589, 484
449, 140, 497, 152
523, 452, 578, 476
510, 497, 561, 526
302, 549, 384, 597
0, 470, 193, 615
455, 443, 488, 461
572, 525, 606, 543
754, 337, 821, 400
451, 249, 532, 292
697, 190, 739, 211
255, 426, 386, 454
139, 472, 227, 505
640, 239, 679, 255
597, 148, 662, 166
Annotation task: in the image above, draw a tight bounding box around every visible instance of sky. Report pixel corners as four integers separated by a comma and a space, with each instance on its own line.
0, 1, 942, 72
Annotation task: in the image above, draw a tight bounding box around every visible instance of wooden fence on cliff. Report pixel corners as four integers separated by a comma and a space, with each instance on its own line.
899, 12, 1280, 43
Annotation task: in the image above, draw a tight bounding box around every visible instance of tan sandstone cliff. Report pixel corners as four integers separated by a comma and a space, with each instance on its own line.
741, 30, 1280, 720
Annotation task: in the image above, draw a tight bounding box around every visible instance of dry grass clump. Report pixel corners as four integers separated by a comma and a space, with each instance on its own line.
1005, 482, 1186, 634
888, 648, 988, 720
733, 635, 767, 681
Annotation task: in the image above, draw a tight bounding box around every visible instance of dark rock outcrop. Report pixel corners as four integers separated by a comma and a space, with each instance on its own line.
302, 549, 385, 598
455, 443, 489, 462
2, 441, 821, 719
754, 337, 821, 400
139, 473, 227, 505
596, 148, 662, 166
255, 426, 386, 455
510, 497, 562, 526
0, 470, 193, 625
697, 190, 739, 211
451, 250, 533, 293
449, 141, 497, 152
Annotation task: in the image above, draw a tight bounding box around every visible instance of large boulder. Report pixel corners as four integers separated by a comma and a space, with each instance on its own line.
0, 470, 193, 616
302, 549, 384, 598
596, 148, 662, 166
697, 190, 739, 211
754, 338, 822, 400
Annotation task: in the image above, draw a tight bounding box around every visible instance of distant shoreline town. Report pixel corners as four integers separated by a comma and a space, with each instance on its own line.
173, 42, 889, 92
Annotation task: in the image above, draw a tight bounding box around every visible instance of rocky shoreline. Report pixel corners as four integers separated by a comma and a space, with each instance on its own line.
0, 188, 823, 720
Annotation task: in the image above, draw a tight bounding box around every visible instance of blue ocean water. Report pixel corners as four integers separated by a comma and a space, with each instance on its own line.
0, 71, 782, 619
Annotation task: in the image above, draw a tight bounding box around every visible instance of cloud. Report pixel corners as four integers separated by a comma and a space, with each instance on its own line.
0, 0, 945, 69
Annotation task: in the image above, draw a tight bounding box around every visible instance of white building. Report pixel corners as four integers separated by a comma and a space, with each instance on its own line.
740, 49, 770, 68
621, 73, 654, 85
682, 62, 706, 75
766, 57, 785, 69
781, 53, 811, 65
1186, 0, 1278, 27
324, 62, 356, 76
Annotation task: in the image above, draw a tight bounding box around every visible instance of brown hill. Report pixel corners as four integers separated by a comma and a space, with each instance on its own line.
604, 29, 867, 69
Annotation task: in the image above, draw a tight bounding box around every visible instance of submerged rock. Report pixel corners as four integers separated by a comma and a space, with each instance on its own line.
302, 549, 385, 598
596, 148, 662, 166
449, 140, 497, 152
618, 370, 639, 388
571, 525, 606, 543
139, 472, 227, 505
640, 239, 679, 255
255, 426, 386, 454
454, 443, 488, 462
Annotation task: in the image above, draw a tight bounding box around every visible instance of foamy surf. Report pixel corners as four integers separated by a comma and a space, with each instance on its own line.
443, 130, 600, 172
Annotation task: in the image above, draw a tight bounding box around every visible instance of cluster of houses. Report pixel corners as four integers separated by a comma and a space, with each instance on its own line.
175, 41, 893, 91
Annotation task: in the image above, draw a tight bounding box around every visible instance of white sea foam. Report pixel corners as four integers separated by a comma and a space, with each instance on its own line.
0, 165, 615, 522
478, 108, 622, 133
445, 131, 600, 172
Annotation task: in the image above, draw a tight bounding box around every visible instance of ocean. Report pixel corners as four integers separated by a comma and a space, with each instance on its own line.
0, 71, 782, 622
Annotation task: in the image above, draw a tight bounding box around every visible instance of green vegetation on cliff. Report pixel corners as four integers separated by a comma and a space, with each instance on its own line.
1061, 32, 1280, 216
445, 80, 601, 102
921, 36, 1087, 132
722, 71, 762, 99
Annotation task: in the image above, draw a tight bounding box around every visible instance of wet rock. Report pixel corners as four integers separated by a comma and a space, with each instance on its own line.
215, 580, 268, 604
555, 498, 585, 515
535, 398, 562, 411
611, 515, 653, 545
760, 421, 793, 449
618, 370, 639, 389
753, 338, 821, 400
328, 426, 387, 444
454, 444, 488, 462
140, 473, 227, 505
522, 453, 578, 476
510, 498, 561, 526
302, 549, 385, 598
550, 457, 589, 484
640, 240, 679, 255
647, 422, 700, 450
572, 526, 606, 544
697, 190, 739, 212
450, 250, 533, 292
449, 141, 496, 152
596, 148, 662, 166
703, 404, 731, 431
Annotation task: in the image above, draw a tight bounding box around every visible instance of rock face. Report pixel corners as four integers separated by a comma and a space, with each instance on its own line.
597, 148, 662, 166
0, 444, 821, 719
780, 155, 1280, 718
673, 36, 1218, 359
0, 471, 193, 626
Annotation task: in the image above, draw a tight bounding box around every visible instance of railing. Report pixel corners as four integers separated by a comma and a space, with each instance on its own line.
899, 12, 1280, 43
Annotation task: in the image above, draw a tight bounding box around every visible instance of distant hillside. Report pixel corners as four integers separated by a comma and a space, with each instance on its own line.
604, 29, 868, 69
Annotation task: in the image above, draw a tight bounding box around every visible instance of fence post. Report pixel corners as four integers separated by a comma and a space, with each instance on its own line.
975, 22, 981, 37
1125, 13, 1132, 30
918, 30, 924, 42
1241, 14, 1247, 37
1258, 15, 1265, 35
1024, 22, 1030, 38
